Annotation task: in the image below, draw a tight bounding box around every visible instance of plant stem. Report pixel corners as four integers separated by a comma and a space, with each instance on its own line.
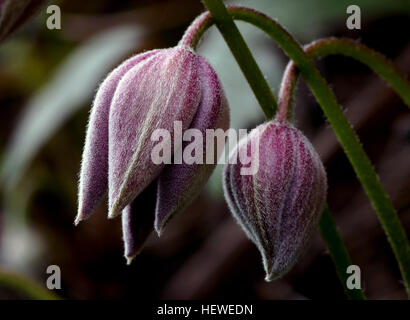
181, 3, 277, 119
200, 2, 410, 295
179, 11, 214, 49
319, 206, 366, 300
277, 61, 298, 122
197, 2, 365, 299
307, 38, 410, 107
0, 268, 60, 300
278, 37, 410, 119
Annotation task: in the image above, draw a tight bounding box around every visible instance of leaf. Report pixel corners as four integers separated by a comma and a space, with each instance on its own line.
0, 25, 145, 190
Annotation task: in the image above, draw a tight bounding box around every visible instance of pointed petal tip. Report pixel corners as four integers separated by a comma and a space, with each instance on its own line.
108, 199, 124, 219
125, 248, 144, 265
108, 209, 120, 219
263, 261, 280, 282
264, 267, 281, 282
125, 255, 135, 265
265, 273, 280, 282
154, 221, 165, 237
75, 202, 95, 225
264, 274, 274, 282
74, 212, 84, 226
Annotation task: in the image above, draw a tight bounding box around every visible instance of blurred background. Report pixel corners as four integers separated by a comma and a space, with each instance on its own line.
0, 0, 409, 299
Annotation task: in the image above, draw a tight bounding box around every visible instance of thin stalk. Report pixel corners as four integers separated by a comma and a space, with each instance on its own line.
319, 206, 366, 300
201, 1, 410, 295
277, 61, 298, 122
0, 268, 60, 300
307, 38, 410, 107
196, 2, 365, 299
278, 37, 410, 119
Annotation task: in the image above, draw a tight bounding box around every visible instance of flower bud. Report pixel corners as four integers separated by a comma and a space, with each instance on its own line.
155, 57, 229, 234
108, 47, 202, 219
77, 49, 159, 224
76, 45, 229, 262
223, 121, 327, 280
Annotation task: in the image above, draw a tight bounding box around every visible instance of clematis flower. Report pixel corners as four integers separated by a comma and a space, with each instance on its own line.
223, 121, 327, 280
0, 0, 46, 42
76, 46, 229, 263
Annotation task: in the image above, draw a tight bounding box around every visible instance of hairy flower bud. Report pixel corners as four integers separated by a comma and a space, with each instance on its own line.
108, 47, 203, 219
0, 0, 46, 42
77, 46, 229, 262
155, 57, 229, 234
77, 49, 159, 224
223, 121, 327, 280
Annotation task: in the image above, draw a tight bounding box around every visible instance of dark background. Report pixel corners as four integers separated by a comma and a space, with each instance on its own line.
0, 0, 409, 299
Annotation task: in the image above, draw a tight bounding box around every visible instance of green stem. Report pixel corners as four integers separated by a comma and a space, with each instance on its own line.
319, 206, 366, 300
181, 3, 277, 119
278, 37, 410, 119
0, 268, 60, 300
306, 38, 410, 107
200, 1, 410, 296
195, 3, 365, 299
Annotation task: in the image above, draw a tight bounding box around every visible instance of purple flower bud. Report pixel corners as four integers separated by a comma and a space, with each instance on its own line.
76, 45, 229, 262
0, 0, 46, 42
223, 121, 327, 280
155, 57, 229, 235
108, 47, 202, 219
77, 49, 159, 224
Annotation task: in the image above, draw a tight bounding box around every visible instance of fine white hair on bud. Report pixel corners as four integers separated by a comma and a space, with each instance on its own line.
76, 45, 229, 262
223, 121, 327, 280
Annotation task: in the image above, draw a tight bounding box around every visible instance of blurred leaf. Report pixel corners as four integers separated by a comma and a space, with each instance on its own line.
0, 0, 46, 42
0, 25, 144, 190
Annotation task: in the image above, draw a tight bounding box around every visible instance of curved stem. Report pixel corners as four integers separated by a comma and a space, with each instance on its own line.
197, 2, 365, 299
179, 11, 214, 49
307, 38, 410, 107
278, 37, 410, 120
198, 0, 410, 296
200, 1, 410, 295
319, 206, 366, 300
181, 4, 277, 119
277, 62, 298, 122
0, 268, 60, 300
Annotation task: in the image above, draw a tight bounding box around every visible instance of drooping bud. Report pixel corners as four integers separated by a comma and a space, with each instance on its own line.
108, 47, 202, 218
76, 45, 230, 262
155, 56, 229, 234
0, 0, 46, 42
76, 50, 159, 225
223, 121, 327, 280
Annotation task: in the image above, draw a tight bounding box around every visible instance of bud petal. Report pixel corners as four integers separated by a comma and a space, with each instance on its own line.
108, 47, 201, 218
122, 180, 157, 263
223, 121, 327, 280
76, 50, 159, 224
155, 56, 229, 234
